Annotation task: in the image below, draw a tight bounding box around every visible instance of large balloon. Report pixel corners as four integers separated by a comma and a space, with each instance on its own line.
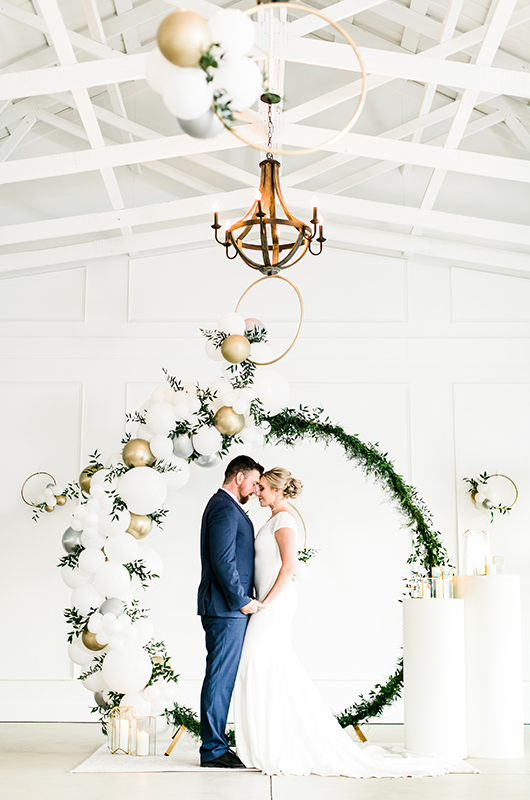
209, 9, 256, 56
67, 637, 94, 666
163, 455, 190, 490
71, 583, 105, 616
78, 548, 106, 576
93, 562, 131, 599
121, 691, 152, 717
61, 565, 90, 589
192, 426, 222, 456
104, 533, 139, 564
118, 467, 168, 515
163, 68, 213, 121
101, 645, 153, 694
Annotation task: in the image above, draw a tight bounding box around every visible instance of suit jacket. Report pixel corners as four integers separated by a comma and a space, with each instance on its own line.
197, 489, 255, 617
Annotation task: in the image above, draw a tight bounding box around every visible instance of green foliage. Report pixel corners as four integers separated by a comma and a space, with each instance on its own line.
124, 559, 159, 590
260, 404, 451, 725
79, 654, 105, 680
165, 703, 201, 738
336, 658, 404, 727
57, 544, 84, 570
297, 548, 318, 564
64, 607, 96, 644
147, 508, 169, 528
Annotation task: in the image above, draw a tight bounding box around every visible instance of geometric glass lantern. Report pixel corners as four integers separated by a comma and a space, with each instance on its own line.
130, 715, 157, 757
107, 706, 136, 755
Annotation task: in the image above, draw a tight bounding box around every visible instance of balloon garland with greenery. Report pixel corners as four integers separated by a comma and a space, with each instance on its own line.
29, 312, 450, 740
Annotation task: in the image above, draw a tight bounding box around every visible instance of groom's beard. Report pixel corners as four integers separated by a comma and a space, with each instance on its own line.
239, 494, 251, 505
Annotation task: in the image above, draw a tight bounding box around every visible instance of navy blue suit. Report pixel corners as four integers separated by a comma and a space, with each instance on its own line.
198, 489, 255, 762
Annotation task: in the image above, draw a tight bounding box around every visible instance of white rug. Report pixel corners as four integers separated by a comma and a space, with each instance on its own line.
71, 731, 257, 773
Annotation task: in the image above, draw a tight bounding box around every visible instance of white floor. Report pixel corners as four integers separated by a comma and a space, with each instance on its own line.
1, 723, 530, 799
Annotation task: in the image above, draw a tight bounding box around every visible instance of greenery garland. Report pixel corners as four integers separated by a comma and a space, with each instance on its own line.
260, 405, 451, 726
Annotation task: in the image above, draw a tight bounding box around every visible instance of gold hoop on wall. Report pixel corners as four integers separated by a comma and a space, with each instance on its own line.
221, 2, 367, 157
235, 274, 304, 365
21, 471, 56, 507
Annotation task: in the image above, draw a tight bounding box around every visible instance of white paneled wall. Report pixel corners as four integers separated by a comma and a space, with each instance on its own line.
0, 247, 529, 723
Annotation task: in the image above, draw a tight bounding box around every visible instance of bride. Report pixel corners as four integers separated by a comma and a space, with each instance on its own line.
233, 467, 468, 778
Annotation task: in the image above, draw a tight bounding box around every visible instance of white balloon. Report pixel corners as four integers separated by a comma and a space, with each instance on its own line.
68, 638, 93, 666
70, 518, 83, 532
232, 399, 249, 415
106, 452, 123, 468
88, 612, 104, 634
96, 630, 110, 645
163, 454, 191, 491
133, 617, 155, 647
73, 505, 88, 519
193, 426, 223, 456
99, 508, 131, 537
71, 583, 104, 616
187, 396, 201, 414
163, 67, 214, 120
212, 56, 262, 111
101, 645, 153, 694
84, 512, 100, 528
149, 435, 174, 460
146, 47, 181, 95
81, 531, 107, 550
151, 386, 167, 403
82, 671, 107, 693
252, 368, 290, 415
61, 566, 90, 589
173, 403, 190, 422
104, 533, 139, 564
239, 426, 256, 444
218, 312, 246, 336
178, 109, 225, 139
118, 467, 168, 515
121, 691, 152, 717
172, 434, 193, 459
250, 342, 273, 364
78, 548, 106, 576
137, 544, 164, 584
136, 424, 154, 441
205, 340, 223, 361
210, 378, 233, 397
146, 402, 175, 435
221, 390, 237, 407
93, 562, 131, 599
209, 9, 256, 56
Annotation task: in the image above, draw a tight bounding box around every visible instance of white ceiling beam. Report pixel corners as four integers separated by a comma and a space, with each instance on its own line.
0, 112, 36, 161
402, 0, 465, 175
34, 106, 220, 193
323, 109, 506, 192
414, 0, 518, 233
289, 0, 385, 37
3, 115, 530, 185
1, 216, 528, 275
2, 182, 530, 250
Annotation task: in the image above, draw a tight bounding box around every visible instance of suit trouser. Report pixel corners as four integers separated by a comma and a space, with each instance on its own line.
200, 614, 249, 763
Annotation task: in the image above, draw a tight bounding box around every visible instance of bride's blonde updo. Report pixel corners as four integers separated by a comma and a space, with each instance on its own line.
262, 467, 303, 499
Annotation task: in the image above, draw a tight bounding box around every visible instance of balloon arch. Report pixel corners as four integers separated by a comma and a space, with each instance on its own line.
34, 316, 449, 734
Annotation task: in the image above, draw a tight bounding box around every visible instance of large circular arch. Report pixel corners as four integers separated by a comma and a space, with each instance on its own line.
261, 405, 451, 725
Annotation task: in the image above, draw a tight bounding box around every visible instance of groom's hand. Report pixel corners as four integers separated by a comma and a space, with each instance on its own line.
240, 599, 267, 615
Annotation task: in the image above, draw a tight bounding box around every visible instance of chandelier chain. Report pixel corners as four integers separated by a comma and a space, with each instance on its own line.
267, 103, 274, 159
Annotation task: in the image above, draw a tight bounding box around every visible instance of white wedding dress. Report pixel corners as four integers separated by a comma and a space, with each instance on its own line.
233, 511, 470, 778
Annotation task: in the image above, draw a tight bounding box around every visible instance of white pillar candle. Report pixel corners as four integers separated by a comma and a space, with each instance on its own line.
136, 730, 149, 756
119, 720, 129, 752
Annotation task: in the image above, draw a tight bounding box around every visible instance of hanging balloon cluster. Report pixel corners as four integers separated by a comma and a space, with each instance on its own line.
145, 8, 262, 139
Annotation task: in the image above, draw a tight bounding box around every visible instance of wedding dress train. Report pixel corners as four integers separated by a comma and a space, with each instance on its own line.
233, 511, 470, 778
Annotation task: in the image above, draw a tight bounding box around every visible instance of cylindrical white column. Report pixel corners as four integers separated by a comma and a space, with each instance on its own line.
403, 598, 466, 758
453, 575, 523, 758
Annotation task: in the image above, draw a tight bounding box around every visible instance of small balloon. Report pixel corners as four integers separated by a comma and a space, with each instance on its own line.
62, 527, 83, 554
178, 109, 224, 139
195, 453, 222, 468
122, 438, 156, 468
157, 9, 212, 68
221, 334, 251, 364
214, 406, 245, 436
126, 513, 153, 540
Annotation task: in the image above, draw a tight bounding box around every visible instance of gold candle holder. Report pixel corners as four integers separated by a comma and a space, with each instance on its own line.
107, 706, 136, 755
130, 715, 157, 757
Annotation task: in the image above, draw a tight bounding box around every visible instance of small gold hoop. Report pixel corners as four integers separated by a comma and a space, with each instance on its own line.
21, 471, 56, 507
288, 502, 308, 549
472, 473, 518, 510
235, 275, 304, 365
221, 3, 367, 157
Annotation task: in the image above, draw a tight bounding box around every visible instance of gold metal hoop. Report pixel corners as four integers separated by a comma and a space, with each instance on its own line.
21, 471, 56, 507
221, 3, 367, 157
288, 502, 308, 549
235, 274, 304, 365
471, 473, 518, 510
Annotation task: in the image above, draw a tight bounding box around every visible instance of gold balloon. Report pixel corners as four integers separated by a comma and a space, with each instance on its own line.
55, 494, 67, 506
214, 406, 245, 436
82, 628, 106, 652
79, 465, 102, 495
45, 505, 55, 513
221, 334, 251, 364
122, 438, 156, 468
126, 513, 153, 540
157, 10, 212, 68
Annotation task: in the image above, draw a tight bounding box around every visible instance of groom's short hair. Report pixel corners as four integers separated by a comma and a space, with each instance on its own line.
223, 455, 264, 484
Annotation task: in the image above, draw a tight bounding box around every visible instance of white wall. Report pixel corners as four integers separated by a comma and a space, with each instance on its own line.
0, 246, 529, 723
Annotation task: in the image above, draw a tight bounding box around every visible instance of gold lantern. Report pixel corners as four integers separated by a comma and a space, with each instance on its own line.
107, 706, 136, 755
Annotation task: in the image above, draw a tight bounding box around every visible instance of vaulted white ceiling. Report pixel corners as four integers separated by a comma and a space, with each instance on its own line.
1, 0, 530, 277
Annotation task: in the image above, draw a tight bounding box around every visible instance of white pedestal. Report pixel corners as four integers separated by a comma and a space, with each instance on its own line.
453, 575, 524, 758
403, 598, 467, 758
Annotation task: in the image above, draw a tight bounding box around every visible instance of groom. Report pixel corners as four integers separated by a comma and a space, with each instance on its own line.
198, 455, 265, 768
